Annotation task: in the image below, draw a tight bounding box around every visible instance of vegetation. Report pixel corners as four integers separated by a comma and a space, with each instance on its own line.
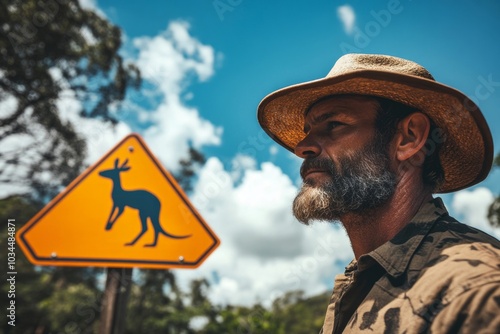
487, 154, 500, 227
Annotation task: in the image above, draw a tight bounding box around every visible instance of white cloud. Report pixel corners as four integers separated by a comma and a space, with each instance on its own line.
232, 154, 257, 171
78, 0, 106, 17
0, 94, 26, 197
80, 26, 98, 45
78, 0, 97, 10
176, 158, 353, 307
189, 316, 209, 330
43, 66, 133, 165
0, 92, 17, 119
230, 154, 257, 182
132, 21, 222, 172
0, 127, 33, 198
55, 88, 132, 164
269, 145, 278, 156
337, 5, 356, 35
451, 187, 500, 239
0, 182, 30, 199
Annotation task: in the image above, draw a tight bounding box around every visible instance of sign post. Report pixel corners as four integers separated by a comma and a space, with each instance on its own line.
99, 268, 133, 334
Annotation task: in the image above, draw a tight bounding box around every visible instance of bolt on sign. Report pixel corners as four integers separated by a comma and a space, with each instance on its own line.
17, 134, 220, 269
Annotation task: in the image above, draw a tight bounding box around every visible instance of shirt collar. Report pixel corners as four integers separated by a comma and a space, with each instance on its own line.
357, 197, 449, 277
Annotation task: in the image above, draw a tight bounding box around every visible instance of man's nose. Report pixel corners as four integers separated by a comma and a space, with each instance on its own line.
294, 134, 321, 159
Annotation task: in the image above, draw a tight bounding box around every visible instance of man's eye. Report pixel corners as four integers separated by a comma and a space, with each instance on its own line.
327, 121, 343, 131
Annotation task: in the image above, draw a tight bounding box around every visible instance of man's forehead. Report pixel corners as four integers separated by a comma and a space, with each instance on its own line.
304, 95, 380, 123
307, 95, 379, 114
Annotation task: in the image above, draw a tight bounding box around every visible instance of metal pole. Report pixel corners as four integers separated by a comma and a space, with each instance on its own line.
99, 267, 133, 334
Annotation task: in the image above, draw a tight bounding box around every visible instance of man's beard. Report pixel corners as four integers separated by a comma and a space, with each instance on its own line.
292, 137, 397, 225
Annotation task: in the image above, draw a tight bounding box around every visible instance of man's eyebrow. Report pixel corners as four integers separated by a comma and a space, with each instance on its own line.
303, 111, 339, 133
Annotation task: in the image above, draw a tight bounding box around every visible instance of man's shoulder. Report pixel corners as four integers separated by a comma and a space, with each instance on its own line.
428, 213, 500, 250
428, 240, 500, 279
402, 218, 500, 320
414, 215, 500, 292
415, 230, 500, 334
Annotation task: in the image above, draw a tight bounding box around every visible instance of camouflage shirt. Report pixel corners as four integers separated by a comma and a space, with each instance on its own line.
321, 197, 500, 334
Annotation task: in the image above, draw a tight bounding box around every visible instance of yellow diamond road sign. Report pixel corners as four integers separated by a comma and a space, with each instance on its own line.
17, 134, 219, 269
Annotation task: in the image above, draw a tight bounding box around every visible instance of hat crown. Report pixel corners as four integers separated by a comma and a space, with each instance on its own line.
328, 54, 435, 80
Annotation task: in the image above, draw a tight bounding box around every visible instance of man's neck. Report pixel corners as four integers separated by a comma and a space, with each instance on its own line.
340, 181, 433, 260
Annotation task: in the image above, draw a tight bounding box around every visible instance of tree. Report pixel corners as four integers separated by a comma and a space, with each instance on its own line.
126, 270, 185, 333
175, 147, 206, 193
1, 196, 45, 333
197, 290, 329, 333
0, 0, 140, 200
271, 290, 328, 333
0, 1, 141, 332
487, 154, 500, 227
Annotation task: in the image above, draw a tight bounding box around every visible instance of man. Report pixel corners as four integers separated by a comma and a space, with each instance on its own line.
258, 54, 500, 333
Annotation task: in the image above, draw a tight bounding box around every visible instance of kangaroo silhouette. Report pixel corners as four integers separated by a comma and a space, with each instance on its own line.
99, 158, 190, 247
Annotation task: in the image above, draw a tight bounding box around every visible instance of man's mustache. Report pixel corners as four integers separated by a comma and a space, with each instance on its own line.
300, 157, 336, 179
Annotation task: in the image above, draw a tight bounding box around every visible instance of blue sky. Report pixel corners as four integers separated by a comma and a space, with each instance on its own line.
7, 0, 499, 308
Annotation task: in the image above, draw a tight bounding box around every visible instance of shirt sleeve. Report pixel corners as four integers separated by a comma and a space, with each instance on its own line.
430, 281, 500, 333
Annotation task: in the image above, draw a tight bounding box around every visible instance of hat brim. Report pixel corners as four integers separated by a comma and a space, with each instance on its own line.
257, 70, 493, 193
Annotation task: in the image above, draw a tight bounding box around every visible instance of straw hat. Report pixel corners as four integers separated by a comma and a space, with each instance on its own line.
257, 53, 493, 193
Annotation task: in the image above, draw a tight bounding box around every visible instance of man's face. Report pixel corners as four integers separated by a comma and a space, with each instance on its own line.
292, 95, 397, 225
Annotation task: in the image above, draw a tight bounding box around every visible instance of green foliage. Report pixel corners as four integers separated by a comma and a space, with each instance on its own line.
198, 304, 277, 334
198, 291, 329, 334
1, 196, 47, 333
175, 147, 206, 193
494, 154, 500, 168
272, 290, 329, 333
126, 270, 187, 333
0, 0, 140, 200
488, 197, 500, 228
39, 283, 101, 333
488, 153, 500, 228
1, 196, 104, 333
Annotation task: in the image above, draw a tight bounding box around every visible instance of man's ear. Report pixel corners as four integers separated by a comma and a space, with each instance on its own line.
394, 112, 430, 163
